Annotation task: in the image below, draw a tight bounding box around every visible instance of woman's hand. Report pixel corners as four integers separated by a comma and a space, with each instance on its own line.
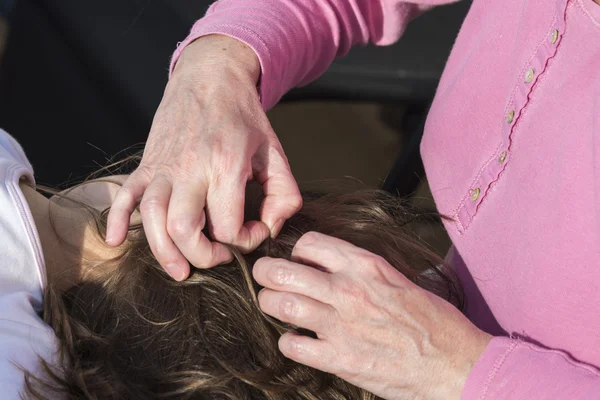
253, 232, 492, 400
106, 35, 302, 281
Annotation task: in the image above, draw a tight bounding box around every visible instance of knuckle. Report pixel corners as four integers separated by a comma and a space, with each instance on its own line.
167, 217, 195, 238
211, 147, 248, 177
338, 352, 353, 372
133, 164, 154, 180
287, 193, 303, 213
281, 337, 307, 360
342, 354, 364, 377
297, 231, 320, 248
278, 295, 298, 319
361, 253, 387, 272
324, 310, 342, 335
173, 161, 208, 184
139, 196, 163, 215
270, 264, 293, 286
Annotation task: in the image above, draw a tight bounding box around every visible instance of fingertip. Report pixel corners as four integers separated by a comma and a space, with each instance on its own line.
182, 261, 192, 280
105, 215, 127, 247
107, 186, 142, 247
269, 219, 285, 239
165, 262, 189, 281
104, 234, 119, 247
252, 257, 266, 281
251, 257, 270, 285
278, 331, 306, 360
165, 264, 184, 282
257, 287, 268, 304
278, 332, 331, 372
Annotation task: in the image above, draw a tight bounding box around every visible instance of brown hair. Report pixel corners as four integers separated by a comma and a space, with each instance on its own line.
24, 186, 462, 399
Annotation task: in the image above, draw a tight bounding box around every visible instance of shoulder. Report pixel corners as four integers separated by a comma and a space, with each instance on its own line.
0, 129, 34, 180
0, 128, 45, 307
0, 293, 58, 399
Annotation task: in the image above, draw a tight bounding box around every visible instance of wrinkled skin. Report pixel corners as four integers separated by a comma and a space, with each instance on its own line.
254, 232, 492, 400
106, 35, 302, 280
106, 34, 491, 399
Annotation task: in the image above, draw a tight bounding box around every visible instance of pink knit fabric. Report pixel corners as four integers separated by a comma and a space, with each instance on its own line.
171, 0, 600, 397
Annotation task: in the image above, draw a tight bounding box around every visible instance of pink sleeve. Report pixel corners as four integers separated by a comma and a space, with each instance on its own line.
169, 0, 455, 110
462, 337, 600, 399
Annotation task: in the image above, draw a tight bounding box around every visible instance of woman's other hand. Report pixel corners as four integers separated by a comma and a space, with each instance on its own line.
106, 35, 302, 281
253, 232, 492, 400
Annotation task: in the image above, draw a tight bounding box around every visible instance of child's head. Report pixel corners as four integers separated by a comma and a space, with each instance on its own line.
26, 184, 461, 400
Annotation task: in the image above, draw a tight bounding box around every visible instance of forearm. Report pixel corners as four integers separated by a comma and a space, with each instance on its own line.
462, 337, 600, 399
170, 0, 432, 110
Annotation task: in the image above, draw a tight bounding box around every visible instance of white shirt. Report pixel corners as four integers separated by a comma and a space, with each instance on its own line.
0, 129, 57, 397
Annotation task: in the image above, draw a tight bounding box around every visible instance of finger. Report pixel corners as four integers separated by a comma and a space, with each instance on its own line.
139, 175, 190, 281
258, 289, 335, 333
106, 170, 151, 246
253, 257, 333, 304
167, 182, 233, 269
255, 146, 302, 237
278, 331, 336, 374
205, 178, 270, 252
293, 232, 410, 285
291, 232, 361, 273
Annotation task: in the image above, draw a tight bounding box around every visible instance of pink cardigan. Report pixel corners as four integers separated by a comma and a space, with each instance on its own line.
171, 0, 600, 398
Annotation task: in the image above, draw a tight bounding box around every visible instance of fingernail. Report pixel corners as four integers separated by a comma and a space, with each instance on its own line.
105, 234, 116, 246
166, 264, 185, 281
270, 219, 285, 238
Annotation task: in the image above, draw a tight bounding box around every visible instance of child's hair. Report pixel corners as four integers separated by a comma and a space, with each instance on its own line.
24, 185, 462, 400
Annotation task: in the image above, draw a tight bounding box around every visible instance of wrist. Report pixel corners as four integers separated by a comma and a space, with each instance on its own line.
173, 34, 261, 87
449, 331, 492, 399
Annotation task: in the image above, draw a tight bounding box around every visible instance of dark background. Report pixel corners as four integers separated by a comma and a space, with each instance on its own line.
0, 0, 472, 254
